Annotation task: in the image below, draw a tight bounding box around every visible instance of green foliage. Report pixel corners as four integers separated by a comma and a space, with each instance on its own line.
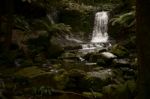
0, 79, 5, 89
14, 15, 31, 32
60, 0, 94, 13
32, 86, 53, 96
14, 14, 71, 37
111, 44, 129, 58
49, 23, 71, 35
31, 19, 71, 35
82, 91, 103, 98
0, 50, 18, 65
110, 10, 135, 28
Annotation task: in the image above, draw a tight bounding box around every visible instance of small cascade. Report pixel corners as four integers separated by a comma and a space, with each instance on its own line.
91, 11, 109, 43
79, 11, 110, 53
47, 9, 58, 24
65, 35, 83, 43
47, 14, 55, 24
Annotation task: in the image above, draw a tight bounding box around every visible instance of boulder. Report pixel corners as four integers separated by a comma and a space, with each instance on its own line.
110, 44, 129, 58
83, 69, 114, 91
97, 52, 116, 67
100, 52, 117, 59
102, 80, 136, 99
65, 69, 86, 91
112, 58, 131, 68
14, 66, 68, 89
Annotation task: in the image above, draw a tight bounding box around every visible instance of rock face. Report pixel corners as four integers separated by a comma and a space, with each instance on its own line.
86, 69, 113, 81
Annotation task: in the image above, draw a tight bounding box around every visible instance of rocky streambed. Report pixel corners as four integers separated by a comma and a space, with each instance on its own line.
0, 41, 137, 99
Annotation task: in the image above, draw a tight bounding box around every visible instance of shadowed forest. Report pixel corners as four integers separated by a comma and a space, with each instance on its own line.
0, 0, 149, 99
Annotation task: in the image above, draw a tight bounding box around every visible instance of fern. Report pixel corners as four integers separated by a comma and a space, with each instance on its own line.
110, 11, 135, 27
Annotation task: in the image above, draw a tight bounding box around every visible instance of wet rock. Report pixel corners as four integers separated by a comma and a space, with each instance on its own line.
120, 67, 136, 80
86, 69, 113, 81
60, 52, 76, 59
83, 69, 114, 91
102, 80, 136, 99
97, 58, 107, 66
85, 62, 97, 66
92, 67, 104, 71
101, 52, 117, 59
110, 44, 129, 58
97, 52, 116, 67
83, 52, 102, 62
98, 48, 107, 53
59, 52, 81, 62
112, 58, 131, 68
83, 52, 115, 67
65, 69, 86, 91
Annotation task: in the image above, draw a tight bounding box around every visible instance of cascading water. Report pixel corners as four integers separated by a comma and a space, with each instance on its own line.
79, 11, 110, 54
91, 11, 109, 43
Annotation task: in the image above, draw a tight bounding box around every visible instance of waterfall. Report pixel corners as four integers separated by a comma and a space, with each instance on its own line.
91, 11, 109, 43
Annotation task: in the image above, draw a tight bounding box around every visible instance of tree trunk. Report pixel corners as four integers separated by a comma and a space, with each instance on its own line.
4, 0, 14, 50
136, 0, 150, 99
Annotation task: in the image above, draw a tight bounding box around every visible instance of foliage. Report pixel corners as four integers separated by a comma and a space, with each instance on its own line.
60, 0, 94, 13
14, 15, 71, 36
82, 91, 103, 98
14, 16, 31, 32
111, 44, 129, 58
110, 10, 135, 28
32, 86, 53, 96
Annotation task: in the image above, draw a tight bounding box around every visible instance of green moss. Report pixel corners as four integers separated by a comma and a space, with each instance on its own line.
102, 81, 136, 99
82, 92, 103, 98
111, 44, 129, 58
15, 66, 49, 78
13, 96, 26, 99
53, 71, 69, 89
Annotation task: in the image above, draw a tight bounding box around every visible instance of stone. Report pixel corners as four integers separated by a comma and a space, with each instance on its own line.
15, 66, 49, 78
83, 69, 114, 91
112, 59, 131, 68
101, 52, 117, 59
110, 44, 129, 58
86, 69, 113, 81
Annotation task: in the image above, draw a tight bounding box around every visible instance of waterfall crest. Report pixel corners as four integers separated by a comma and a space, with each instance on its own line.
91, 11, 109, 43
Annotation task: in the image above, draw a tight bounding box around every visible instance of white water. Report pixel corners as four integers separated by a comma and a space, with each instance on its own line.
47, 14, 55, 24
66, 35, 83, 43
79, 11, 110, 54
91, 11, 109, 43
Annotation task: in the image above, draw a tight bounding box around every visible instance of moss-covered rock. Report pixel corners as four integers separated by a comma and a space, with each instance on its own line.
15, 66, 49, 79
102, 80, 136, 99
110, 44, 129, 58
83, 69, 114, 91
60, 52, 77, 59
14, 66, 68, 89
83, 52, 102, 62
65, 69, 86, 91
